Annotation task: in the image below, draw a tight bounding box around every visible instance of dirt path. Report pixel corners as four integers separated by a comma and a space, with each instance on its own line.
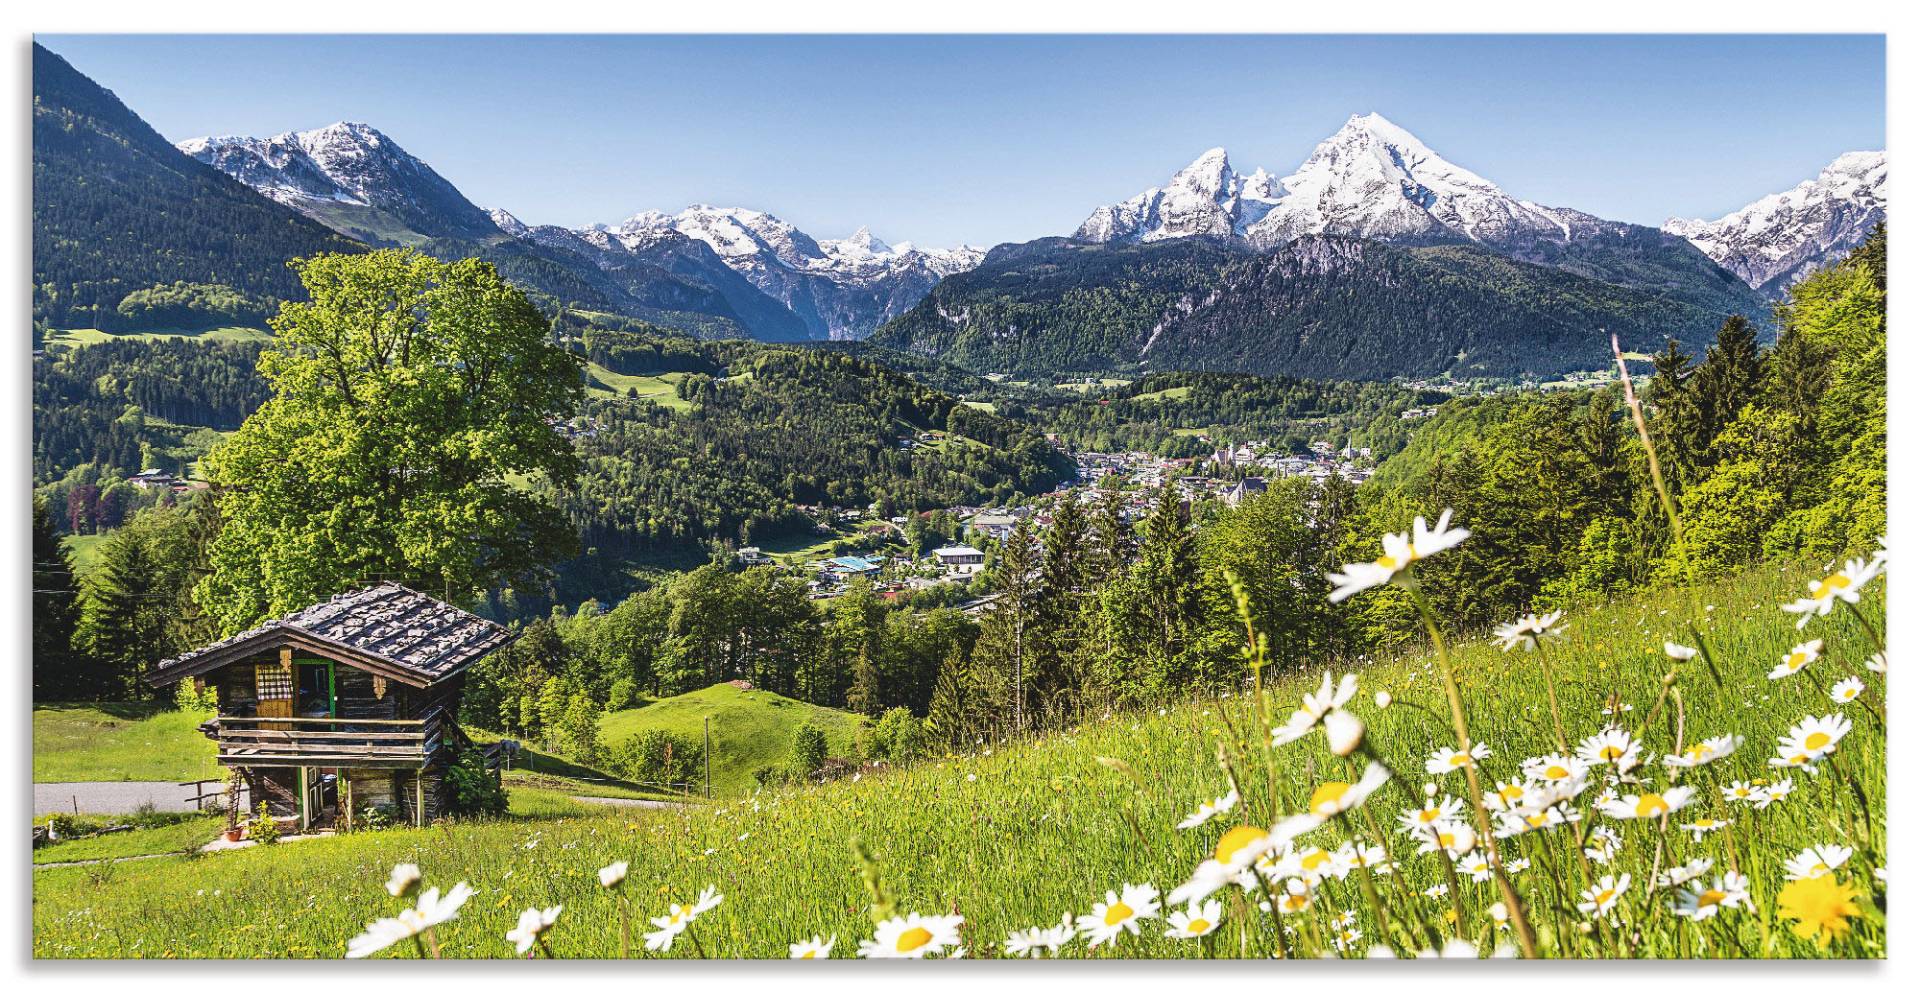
568, 795, 686, 810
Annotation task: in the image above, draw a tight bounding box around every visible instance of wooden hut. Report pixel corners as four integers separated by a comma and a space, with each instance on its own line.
145, 584, 513, 830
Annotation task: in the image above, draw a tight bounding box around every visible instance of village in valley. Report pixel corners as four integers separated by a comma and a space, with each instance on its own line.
739, 431, 1383, 605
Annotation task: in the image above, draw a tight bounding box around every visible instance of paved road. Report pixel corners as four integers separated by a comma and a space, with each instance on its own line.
34, 781, 233, 817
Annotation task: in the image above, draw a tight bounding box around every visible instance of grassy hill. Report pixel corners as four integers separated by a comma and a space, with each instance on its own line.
33, 703, 219, 783
32, 562, 1886, 958
599, 684, 866, 797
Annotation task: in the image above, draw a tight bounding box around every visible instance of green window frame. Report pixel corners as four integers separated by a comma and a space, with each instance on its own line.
293, 658, 336, 717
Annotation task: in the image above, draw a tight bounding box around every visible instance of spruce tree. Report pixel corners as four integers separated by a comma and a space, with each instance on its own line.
73, 526, 169, 700
31, 497, 82, 700
926, 642, 976, 749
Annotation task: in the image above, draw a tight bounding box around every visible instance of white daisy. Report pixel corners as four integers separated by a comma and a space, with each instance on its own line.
1078, 883, 1160, 948
1672, 872, 1751, 920
1768, 640, 1824, 680
858, 912, 964, 959
1783, 845, 1852, 881
346, 882, 474, 959
1163, 900, 1223, 939
1493, 611, 1566, 652
1782, 557, 1883, 627
1663, 735, 1742, 770
1578, 874, 1630, 918
506, 905, 562, 956
1176, 788, 1239, 829
789, 935, 836, 959
1425, 742, 1492, 776
1327, 510, 1469, 602
1598, 786, 1695, 820
1830, 677, 1866, 704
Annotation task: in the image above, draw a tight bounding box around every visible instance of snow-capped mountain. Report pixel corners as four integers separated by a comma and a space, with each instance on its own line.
1074, 112, 1765, 319
178, 122, 499, 241
1075, 147, 1282, 243
589, 204, 986, 339
1077, 115, 1586, 249
1663, 151, 1886, 296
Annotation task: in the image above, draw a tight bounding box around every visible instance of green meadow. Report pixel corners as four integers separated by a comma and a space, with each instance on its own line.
32, 562, 1886, 959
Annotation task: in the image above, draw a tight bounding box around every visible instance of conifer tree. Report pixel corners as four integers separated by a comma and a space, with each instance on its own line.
31, 497, 82, 700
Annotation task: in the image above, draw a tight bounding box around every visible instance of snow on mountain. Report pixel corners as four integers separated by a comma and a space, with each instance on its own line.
179, 121, 499, 241
1662, 150, 1886, 295
1075, 147, 1282, 243
588, 205, 986, 339
487, 207, 530, 237
1076, 114, 1584, 250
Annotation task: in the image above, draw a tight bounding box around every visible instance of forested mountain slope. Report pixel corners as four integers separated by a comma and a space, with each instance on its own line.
31, 43, 361, 332
871, 235, 1746, 379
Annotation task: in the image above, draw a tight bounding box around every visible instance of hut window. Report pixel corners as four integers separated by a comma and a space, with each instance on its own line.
254, 663, 293, 701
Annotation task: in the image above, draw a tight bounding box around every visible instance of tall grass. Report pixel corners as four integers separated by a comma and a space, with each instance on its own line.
32, 562, 1885, 959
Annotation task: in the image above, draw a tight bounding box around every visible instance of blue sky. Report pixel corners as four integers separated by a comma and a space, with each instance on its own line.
38, 34, 1885, 248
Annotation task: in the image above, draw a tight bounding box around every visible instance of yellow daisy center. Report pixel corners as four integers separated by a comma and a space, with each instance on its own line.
1419, 808, 1442, 823
1805, 732, 1832, 750
798, 949, 818, 959
1814, 574, 1852, 598
1308, 781, 1351, 812
1634, 793, 1671, 817
1449, 753, 1471, 767
1599, 745, 1624, 760
1103, 902, 1134, 926
1215, 825, 1267, 864
1374, 555, 1397, 569
1698, 890, 1726, 908
1186, 918, 1211, 934
1685, 744, 1711, 760
1500, 783, 1525, 800
1544, 764, 1570, 779
896, 926, 934, 952
1301, 849, 1331, 871
1596, 888, 1616, 904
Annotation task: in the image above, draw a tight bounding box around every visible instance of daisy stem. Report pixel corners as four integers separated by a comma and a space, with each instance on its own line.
617, 896, 631, 959
1408, 582, 1541, 959
1526, 830, 1572, 956
1261, 883, 1292, 959
1535, 649, 1572, 755
536, 933, 555, 959
1429, 830, 1472, 942
1359, 804, 1439, 948
1841, 599, 1886, 656
688, 927, 708, 960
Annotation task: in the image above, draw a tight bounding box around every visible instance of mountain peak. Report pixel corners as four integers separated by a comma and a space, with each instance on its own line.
179, 119, 499, 241
1662, 148, 1886, 293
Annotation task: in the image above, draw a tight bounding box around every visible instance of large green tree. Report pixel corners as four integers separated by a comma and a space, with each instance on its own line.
197, 250, 583, 631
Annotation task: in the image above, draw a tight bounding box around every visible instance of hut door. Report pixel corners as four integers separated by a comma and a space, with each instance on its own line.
255, 663, 294, 730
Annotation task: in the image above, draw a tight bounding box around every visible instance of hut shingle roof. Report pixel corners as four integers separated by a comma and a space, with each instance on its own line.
153, 584, 510, 685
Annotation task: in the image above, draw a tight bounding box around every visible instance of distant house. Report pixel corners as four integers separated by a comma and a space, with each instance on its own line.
144, 584, 513, 831
931, 545, 987, 575
968, 511, 1023, 540
736, 546, 771, 566
128, 468, 176, 490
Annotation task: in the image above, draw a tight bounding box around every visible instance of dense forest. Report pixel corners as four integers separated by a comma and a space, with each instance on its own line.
869, 234, 1753, 380
33, 339, 266, 485
1021, 371, 1449, 458
30, 44, 359, 331
553, 344, 1075, 553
